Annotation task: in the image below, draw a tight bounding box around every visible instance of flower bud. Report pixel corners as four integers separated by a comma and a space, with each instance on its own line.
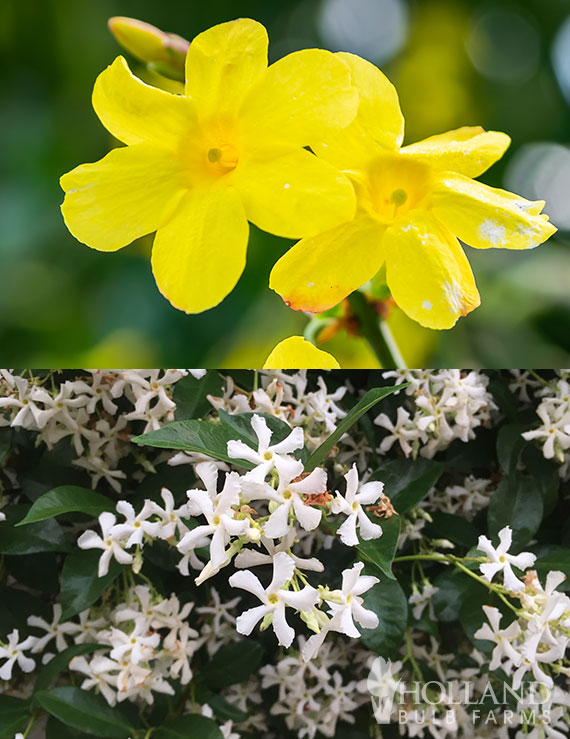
108, 17, 189, 81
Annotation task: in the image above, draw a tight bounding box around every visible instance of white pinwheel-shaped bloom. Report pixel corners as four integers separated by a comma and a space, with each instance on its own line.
0, 629, 37, 680
77, 511, 134, 577
227, 414, 304, 483
477, 526, 536, 592
255, 455, 327, 539
107, 618, 160, 665
302, 562, 379, 661
27, 603, 79, 654
110, 500, 162, 548
177, 472, 250, 574
229, 551, 319, 647
473, 605, 522, 671
331, 465, 384, 546
146, 487, 190, 541
69, 654, 119, 706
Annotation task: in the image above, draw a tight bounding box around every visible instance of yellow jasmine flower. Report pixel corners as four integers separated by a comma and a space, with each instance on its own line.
263, 337, 339, 369
270, 53, 557, 329
60, 19, 358, 313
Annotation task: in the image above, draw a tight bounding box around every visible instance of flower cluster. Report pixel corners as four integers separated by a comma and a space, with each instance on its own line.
0, 369, 204, 491
78, 414, 385, 657
375, 369, 497, 458
522, 370, 570, 478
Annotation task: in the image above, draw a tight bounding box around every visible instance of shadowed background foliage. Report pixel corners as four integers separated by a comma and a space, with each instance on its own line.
1, 0, 570, 367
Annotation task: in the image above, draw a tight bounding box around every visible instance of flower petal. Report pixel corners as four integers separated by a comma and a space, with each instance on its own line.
400, 126, 511, 178
263, 337, 340, 370
93, 56, 196, 146
235, 604, 271, 636
280, 586, 320, 612
241, 49, 358, 146
228, 570, 267, 602
430, 173, 557, 250
270, 216, 383, 312
185, 19, 268, 118
272, 602, 295, 647
336, 52, 404, 150
151, 184, 249, 313
383, 210, 480, 329
269, 552, 296, 592
234, 146, 355, 239
61, 144, 184, 252
292, 496, 322, 532
263, 502, 292, 539
251, 414, 272, 451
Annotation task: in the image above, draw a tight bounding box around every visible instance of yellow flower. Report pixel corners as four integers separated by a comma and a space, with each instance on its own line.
60, 19, 358, 313
263, 336, 339, 369
270, 53, 557, 330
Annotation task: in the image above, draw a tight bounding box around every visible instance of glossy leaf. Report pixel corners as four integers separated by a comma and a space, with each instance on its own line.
199, 641, 264, 689
173, 371, 224, 420
370, 457, 444, 514
356, 514, 400, 580
304, 383, 408, 472
359, 575, 408, 657
154, 715, 224, 739
16, 486, 113, 526
60, 551, 122, 620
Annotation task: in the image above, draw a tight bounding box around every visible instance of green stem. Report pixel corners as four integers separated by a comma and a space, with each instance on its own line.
348, 291, 406, 369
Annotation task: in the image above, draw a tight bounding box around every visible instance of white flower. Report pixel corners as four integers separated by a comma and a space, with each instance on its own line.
409, 582, 439, 621
69, 654, 119, 706
255, 456, 326, 538
477, 526, 536, 592
196, 587, 241, 632
146, 487, 190, 540
177, 472, 250, 576
229, 552, 319, 647
302, 562, 379, 661
473, 605, 522, 670
227, 414, 304, 483
331, 465, 383, 546
110, 500, 162, 548
0, 512, 5, 522
374, 407, 421, 456
77, 511, 134, 577
0, 629, 36, 680
27, 603, 79, 654
107, 619, 160, 665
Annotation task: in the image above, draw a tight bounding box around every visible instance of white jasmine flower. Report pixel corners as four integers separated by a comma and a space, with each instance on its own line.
257, 456, 326, 538
110, 500, 162, 548
235, 529, 324, 572
177, 472, 250, 575
227, 414, 304, 482
69, 654, 119, 706
473, 605, 522, 670
0, 629, 37, 680
229, 552, 319, 647
331, 465, 384, 546
477, 526, 536, 592
302, 562, 379, 661
77, 511, 134, 577
27, 603, 78, 654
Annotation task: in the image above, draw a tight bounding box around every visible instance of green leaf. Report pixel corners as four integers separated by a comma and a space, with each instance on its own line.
459, 582, 504, 653
173, 371, 223, 420
218, 410, 293, 448
427, 512, 478, 549
132, 420, 254, 469
359, 576, 408, 657
35, 643, 104, 693
200, 641, 264, 690
16, 486, 113, 526
46, 715, 93, 739
35, 687, 135, 738
356, 514, 400, 580
0, 585, 51, 638
304, 383, 408, 472
370, 458, 444, 514
60, 551, 122, 620
0, 516, 71, 555
0, 695, 30, 739
496, 423, 527, 478
432, 568, 475, 622
487, 474, 543, 549
154, 715, 223, 739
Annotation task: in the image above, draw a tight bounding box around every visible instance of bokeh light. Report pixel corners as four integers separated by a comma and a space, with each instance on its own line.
465, 8, 540, 84
317, 0, 408, 63
552, 14, 570, 105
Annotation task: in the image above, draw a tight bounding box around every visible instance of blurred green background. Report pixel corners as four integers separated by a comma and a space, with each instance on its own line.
2, 0, 570, 368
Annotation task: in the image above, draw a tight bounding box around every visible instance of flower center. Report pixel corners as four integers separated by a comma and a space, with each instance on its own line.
263, 451, 273, 461
283, 489, 293, 500
206, 144, 239, 175
364, 152, 431, 224
268, 593, 279, 605
212, 515, 221, 526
